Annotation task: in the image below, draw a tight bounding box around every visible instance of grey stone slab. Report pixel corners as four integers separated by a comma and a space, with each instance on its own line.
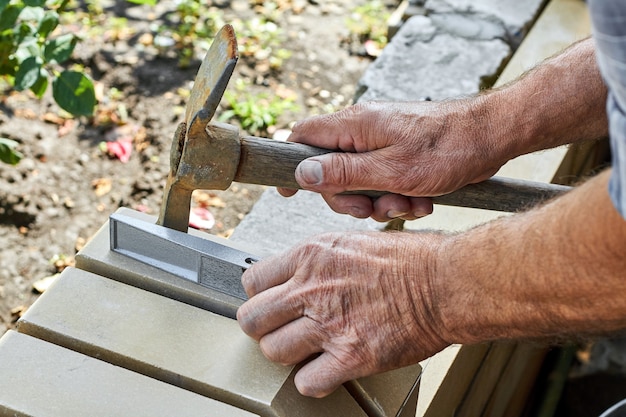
0, 330, 258, 417
17, 267, 366, 417
230, 188, 382, 257
425, 0, 547, 44
356, 15, 510, 102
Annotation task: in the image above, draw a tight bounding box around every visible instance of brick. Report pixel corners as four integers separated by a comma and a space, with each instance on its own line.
0, 330, 257, 417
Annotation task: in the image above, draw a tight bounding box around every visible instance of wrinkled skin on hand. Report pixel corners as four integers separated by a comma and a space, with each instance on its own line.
236, 231, 451, 398
278, 100, 505, 222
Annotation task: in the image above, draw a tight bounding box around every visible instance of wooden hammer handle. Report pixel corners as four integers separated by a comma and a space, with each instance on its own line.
234, 136, 571, 213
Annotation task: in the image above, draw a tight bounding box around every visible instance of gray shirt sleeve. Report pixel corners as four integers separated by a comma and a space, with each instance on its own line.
589, 0, 626, 219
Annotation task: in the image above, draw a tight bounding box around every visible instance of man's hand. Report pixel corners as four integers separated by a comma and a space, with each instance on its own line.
279, 100, 506, 222
236, 231, 451, 398
278, 39, 607, 222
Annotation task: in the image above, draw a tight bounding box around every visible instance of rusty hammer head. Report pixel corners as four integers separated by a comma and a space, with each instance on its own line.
158, 25, 242, 232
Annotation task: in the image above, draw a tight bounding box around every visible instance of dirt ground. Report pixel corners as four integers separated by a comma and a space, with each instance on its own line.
0, 0, 375, 334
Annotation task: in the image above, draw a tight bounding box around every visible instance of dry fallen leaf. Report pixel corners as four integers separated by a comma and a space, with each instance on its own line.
194, 191, 226, 208
15, 108, 37, 119
92, 178, 112, 197
32, 274, 60, 294
10, 305, 27, 322
42, 112, 67, 125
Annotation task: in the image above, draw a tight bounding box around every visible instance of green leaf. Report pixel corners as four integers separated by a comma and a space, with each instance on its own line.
38, 11, 58, 38
52, 70, 95, 116
14, 56, 40, 90
24, 0, 45, 6
14, 35, 39, 63
0, 4, 22, 31
30, 67, 48, 97
44, 33, 75, 64
0, 0, 10, 14
126, 0, 157, 4
19, 6, 44, 22
0, 138, 23, 165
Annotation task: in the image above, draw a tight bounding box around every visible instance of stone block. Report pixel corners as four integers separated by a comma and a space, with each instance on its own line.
425, 0, 547, 44
0, 330, 258, 417
356, 16, 510, 102
17, 267, 366, 417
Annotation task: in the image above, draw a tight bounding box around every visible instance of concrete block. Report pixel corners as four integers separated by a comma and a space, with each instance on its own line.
356, 16, 510, 102
17, 267, 366, 417
0, 330, 258, 417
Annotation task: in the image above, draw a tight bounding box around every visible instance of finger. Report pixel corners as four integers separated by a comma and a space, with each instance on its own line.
277, 187, 298, 197
240, 254, 295, 297
288, 111, 355, 150
371, 194, 412, 222
237, 283, 303, 340
293, 352, 357, 398
295, 152, 398, 195
322, 193, 374, 219
258, 317, 324, 365
409, 197, 434, 218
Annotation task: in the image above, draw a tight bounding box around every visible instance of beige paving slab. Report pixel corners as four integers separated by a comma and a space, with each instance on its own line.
17, 267, 366, 417
346, 365, 421, 417
0, 330, 258, 417
78, 207, 421, 416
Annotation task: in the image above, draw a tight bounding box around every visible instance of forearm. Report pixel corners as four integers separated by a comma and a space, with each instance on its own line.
480, 37, 608, 162
435, 169, 626, 344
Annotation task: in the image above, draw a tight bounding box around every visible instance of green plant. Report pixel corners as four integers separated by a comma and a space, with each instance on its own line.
0, 0, 96, 116
156, 0, 224, 68
219, 78, 298, 136
346, 1, 390, 52
233, 17, 291, 70
0, 137, 22, 165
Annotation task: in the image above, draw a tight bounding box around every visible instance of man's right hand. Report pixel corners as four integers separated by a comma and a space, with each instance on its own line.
279, 100, 507, 221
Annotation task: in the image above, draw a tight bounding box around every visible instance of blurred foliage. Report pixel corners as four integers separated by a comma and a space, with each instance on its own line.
0, 0, 96, 117
220, 78, 298, 136
346, 0, 390, 53
0, 137, 22, 165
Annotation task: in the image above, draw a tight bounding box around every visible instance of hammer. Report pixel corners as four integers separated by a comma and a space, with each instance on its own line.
157, 25, 571, 232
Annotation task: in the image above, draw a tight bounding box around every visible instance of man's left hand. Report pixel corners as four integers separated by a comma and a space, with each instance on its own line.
236, 231, 450, 398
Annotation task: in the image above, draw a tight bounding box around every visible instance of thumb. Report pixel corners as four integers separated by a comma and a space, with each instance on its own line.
295, 153, 383, 194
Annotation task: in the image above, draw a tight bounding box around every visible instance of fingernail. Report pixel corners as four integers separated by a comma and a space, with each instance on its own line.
297, 160, 323, 186
348, 206, 368, 218
387, 210, 408, 219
